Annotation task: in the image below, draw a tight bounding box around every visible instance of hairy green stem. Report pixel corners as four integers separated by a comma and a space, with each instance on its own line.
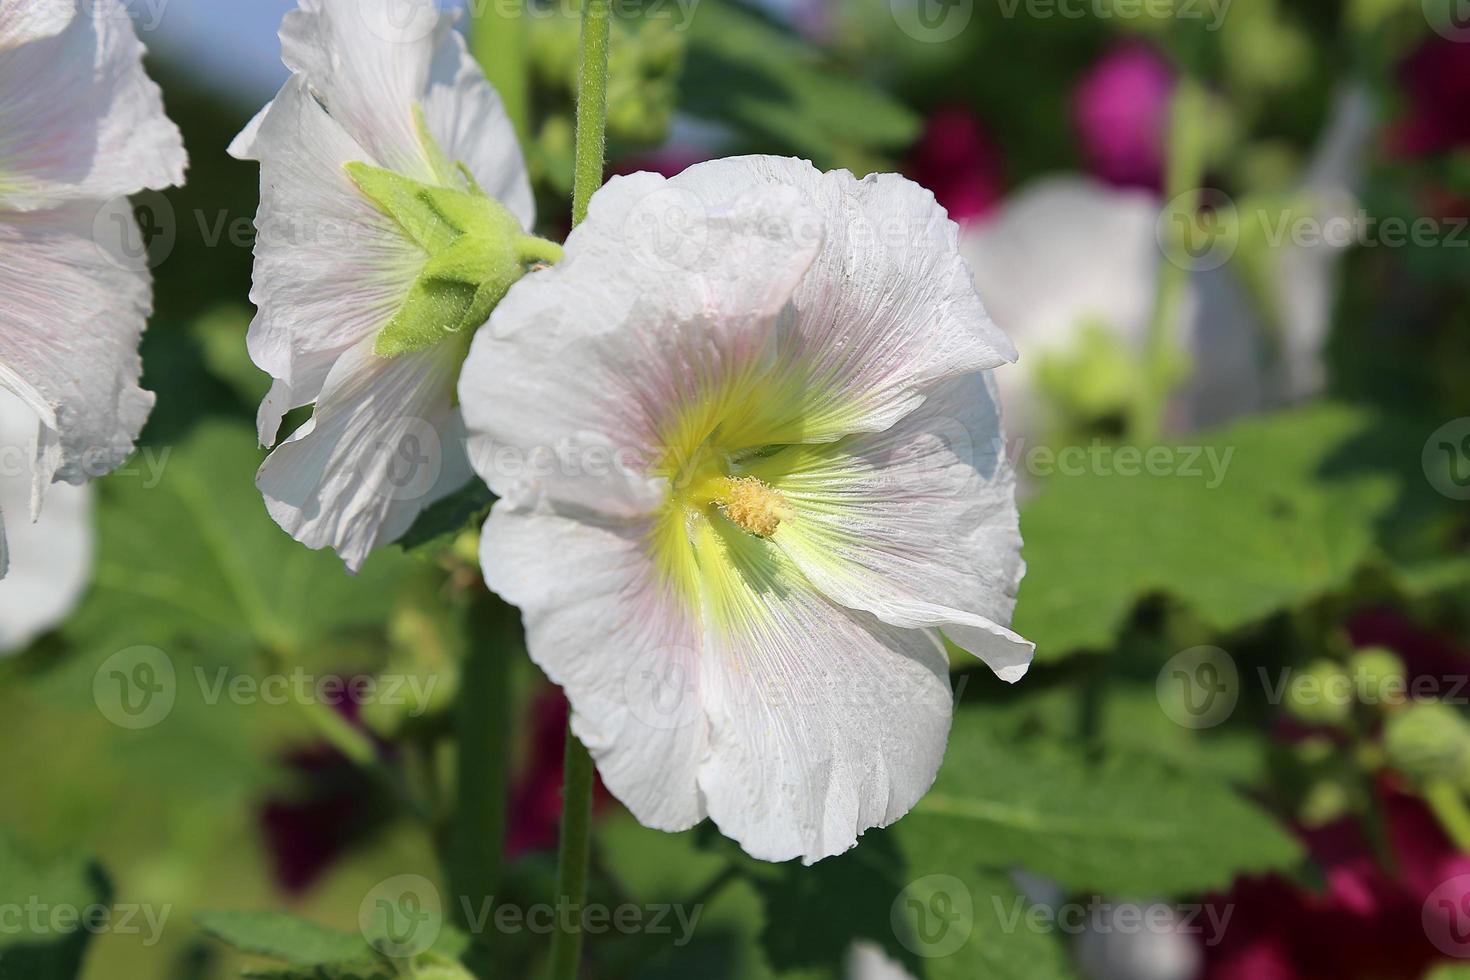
470, 0, 529, 142
570, 0, 611, 228
546, 8, 611, 977
449, 594, 517, 931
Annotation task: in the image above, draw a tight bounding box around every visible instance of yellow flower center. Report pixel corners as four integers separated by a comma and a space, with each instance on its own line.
715, 475, 789, 538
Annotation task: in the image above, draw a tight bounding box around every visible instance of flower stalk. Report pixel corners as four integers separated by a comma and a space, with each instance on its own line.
1131, 73, 1208, 443
546, 2, 611, 977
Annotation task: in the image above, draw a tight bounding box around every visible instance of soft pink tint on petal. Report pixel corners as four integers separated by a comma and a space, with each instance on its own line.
0, 0, 185, 210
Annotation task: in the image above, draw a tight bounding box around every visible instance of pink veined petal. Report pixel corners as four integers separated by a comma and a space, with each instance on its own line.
256, 337, 471, 573
748, 372, 1034, 683
461, 174, 825, 515
0, 199, 155, 504
480, 501, 956, 864
0, 0, 185, 210
666, 156, 1018, 440
230, 74, 426, 437
279, 0, 456, 183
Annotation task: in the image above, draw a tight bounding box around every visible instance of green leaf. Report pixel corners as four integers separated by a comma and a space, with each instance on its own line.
1013, 404, 1399, 658
397, 480, 493, 554
0, 833, 110, 980
900, 710, 1302, 896
64, 420, 412, 664
194, 910, 374, 967
680, 2, 919, 169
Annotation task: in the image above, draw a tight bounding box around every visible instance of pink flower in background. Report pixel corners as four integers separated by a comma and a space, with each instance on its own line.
905, 107, 1005, 224
507, 686, 610, 857
1072, 42, 1174, 191
1201, 785, 1470, 980
1391, 36, 1470, 158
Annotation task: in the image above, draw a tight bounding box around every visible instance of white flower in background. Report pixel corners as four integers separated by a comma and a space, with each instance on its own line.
460, 156, 1032, 864
230, 0, 543, 572
960, 175, 1175, 443
0, 391, 92, 652
0, 1, 185, 606
964, 85, 1374, 438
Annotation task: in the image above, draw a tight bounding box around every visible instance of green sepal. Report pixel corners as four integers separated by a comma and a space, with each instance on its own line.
344, 161, 545, 358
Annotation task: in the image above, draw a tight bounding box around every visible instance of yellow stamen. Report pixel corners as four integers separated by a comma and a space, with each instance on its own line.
716, 476, 789, 538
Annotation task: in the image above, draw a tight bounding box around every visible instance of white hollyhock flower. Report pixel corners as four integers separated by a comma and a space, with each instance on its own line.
459, 156, 1033, 864
0, 0, 185, 589
230, 0, 538, 572
964, 86, 1373, 441
960, 175, 1175, 443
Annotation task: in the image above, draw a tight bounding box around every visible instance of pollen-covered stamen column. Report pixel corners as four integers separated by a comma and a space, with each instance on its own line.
546, 2, 612, 979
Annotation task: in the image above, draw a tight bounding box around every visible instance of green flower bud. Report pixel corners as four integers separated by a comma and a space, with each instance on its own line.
1283, 658, 1354, 727
1384, 701, 1470, 788
1350, 646, 1407, 708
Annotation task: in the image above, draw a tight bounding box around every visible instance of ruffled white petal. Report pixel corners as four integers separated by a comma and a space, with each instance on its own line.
0, 199, 155, 503
230, 74, 427, 442
481, 501, 955, 865
671, 156, 1018, 439
462, 173, 825, 511
279, 0, 455, 182
256, 337, 471, 573
0, 0, 186, 210
0, 389, 92, 653
749, 373, 1033, 682
694, 528, 954, 864
422, 27, 534, 227
481, 506, 709, 832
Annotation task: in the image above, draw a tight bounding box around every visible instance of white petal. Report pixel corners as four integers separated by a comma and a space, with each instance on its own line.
481, 506, 709, 832
0, 200, 154, 499
670, 156, 1018, 439
231, 75, 426, 432
481, 500, 955, 865
256, 337, 471, 572
422, 27, 534, 227
750, 373, 1034, 682
0, 0, 185, 210
279, 0, 456, 181
693, 530, 954, 864
0, 0, 71, 47
461, 173, 824, 512
0, 389, 92, 652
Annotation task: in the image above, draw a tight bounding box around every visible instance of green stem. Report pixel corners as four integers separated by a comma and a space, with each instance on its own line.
547, 727, 596, 980
1426, 780, 1470, 854
546, 6, 610, 976
570, 0, 612, 228
449, 593, 517, 930
470, 0, 529, 142
1131, 74, 1209, 444
518, 235, 566, 265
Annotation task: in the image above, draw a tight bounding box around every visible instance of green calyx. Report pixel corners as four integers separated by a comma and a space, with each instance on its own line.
346, 114, 562, 358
